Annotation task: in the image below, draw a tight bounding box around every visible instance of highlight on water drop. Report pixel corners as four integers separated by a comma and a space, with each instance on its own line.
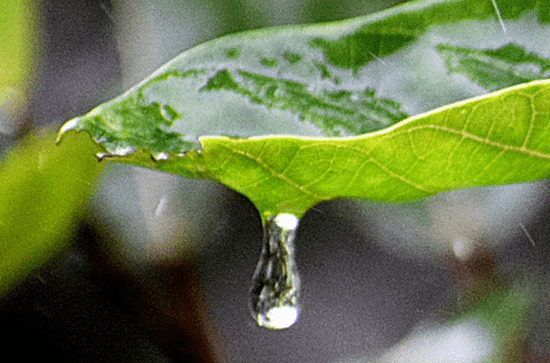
249, 213, 301, 330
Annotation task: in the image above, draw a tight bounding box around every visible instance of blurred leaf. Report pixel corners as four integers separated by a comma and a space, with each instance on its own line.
0, 0, 38, 115
58, 0, 550, 219
372, 279, 529, 362
0, 130, 102, 296
462, 280, 529, 361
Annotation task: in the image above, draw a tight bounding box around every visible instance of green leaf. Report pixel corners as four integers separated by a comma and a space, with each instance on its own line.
177, 80, 550, 217
59, 0, 550, 220
0, 131, 102, 296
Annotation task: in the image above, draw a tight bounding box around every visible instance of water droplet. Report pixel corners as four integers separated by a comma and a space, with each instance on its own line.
250, 213, 301, 330
95, 153, 109, 161
112, 145, 137, 156
153, 152, 170, 161
154, 196, 168, 218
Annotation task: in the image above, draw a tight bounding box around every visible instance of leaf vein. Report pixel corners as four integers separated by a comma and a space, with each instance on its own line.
343, 145, 435, 194
217, 145, 327, 200
402, 125, 550, 160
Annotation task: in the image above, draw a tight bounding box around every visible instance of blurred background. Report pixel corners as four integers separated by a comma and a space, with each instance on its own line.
2, 0, 550, 362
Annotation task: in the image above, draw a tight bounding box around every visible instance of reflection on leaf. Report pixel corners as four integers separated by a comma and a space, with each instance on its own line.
437, 43, 550, 90
202, 69, 408, 136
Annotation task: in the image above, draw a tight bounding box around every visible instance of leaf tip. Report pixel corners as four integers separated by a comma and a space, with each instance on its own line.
56, 117, 81, 144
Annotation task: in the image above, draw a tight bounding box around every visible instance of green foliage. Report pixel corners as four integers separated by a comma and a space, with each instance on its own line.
0, 1, 100, 296
59, 0, 550, 221
0, 131, 102, 296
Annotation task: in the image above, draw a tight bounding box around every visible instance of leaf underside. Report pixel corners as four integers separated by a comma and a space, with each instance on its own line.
59, 0, 550, 219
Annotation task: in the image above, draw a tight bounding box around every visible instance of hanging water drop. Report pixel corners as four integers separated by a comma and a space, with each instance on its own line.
249, 213, 301, 330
